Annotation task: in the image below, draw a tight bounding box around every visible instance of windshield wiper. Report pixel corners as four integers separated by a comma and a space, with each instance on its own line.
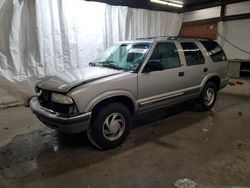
101, 63, 124, 70
89, 62, 97, 66
90, 61, 129, 71
89, 61, 114, 67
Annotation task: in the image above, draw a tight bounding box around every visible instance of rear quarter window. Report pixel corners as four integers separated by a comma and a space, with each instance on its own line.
201, 41, 227, 62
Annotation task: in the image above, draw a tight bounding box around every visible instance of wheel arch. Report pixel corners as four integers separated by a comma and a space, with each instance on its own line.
85, 91, 137, 116
201, 74, 221, 91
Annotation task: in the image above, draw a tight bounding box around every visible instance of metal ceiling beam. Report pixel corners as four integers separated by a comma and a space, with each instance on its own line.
85, 0, 250, 14
223, 13, 250, 21
84, 0, 180, 12
181, 0, 249, 13
220, 0, 225, 21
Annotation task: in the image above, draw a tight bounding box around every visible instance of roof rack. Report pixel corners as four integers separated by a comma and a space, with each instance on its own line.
136, 36, 213, 41
177, 35, 214, 41
136, 36, 161, 40
136, 36, 172, 40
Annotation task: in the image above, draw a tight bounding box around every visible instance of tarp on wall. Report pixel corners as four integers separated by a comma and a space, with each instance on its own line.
0, 0, 182, 105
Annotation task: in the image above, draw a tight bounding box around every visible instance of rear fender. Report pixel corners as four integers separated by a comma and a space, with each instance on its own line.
200, 73, 220, 92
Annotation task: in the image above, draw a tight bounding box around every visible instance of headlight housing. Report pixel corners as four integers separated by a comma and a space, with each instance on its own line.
51, 93, 73, 104
35, 86, 42, 96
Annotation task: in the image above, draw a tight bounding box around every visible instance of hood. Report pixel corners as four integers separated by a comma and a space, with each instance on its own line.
36, 66, 123, 93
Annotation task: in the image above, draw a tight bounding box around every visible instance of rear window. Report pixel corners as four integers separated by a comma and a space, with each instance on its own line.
201, 41, 227, 62
181, 42, 205, 66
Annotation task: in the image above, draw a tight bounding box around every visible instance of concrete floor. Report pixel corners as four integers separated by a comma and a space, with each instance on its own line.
0, 79, 250, 188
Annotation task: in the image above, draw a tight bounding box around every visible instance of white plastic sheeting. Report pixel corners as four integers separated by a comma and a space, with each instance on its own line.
218, 20, 250, 60
0, 0, 182, 104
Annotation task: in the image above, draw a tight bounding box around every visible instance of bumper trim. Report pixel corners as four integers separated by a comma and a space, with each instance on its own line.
30, 97, 91, 133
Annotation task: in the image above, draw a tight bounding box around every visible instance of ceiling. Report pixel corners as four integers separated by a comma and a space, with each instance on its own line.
85, 0, 248, 13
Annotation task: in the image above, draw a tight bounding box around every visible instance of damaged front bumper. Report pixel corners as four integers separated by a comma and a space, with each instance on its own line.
30, 97, 91, 133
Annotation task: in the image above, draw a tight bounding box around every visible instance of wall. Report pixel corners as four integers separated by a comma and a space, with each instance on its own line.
179, 21, 218, 39
218, 19, 250, 60
182, 1, 250, 22
181, 1, 250, 60
183, 6, 221, 23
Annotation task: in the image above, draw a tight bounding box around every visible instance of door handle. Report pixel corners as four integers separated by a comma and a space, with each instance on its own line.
204, 68, 208, 72
178, 72, 184, 77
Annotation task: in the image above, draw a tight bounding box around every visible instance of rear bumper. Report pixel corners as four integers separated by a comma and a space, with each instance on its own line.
30, 97, 91, 133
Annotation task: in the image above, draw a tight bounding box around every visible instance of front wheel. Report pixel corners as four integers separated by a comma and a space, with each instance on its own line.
197, 82, 217, 111
87, 103, 132, 150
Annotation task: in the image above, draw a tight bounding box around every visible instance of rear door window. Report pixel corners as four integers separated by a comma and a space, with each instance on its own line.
181, 42, 205, 66
201, 41, 227, 62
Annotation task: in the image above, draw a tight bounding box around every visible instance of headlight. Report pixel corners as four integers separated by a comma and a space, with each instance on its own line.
35, 86, 40, 93
51, 93, 73, 104
35, 86, 42, 96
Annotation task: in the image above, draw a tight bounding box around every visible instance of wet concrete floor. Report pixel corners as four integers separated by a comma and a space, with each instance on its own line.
0, 83, 250, 188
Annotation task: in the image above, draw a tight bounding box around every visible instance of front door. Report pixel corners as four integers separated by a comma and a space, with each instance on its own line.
137, 41, 186, 111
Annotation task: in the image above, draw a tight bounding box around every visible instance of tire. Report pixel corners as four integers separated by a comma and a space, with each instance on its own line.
197, 82, 217, 111
87, 103, 132, 150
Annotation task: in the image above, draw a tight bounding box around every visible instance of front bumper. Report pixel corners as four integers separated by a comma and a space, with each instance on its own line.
30, 97, 91, 133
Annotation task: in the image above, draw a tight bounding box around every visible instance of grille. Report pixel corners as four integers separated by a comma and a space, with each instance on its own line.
38, 89, 51, 108
38, 89, 78, 116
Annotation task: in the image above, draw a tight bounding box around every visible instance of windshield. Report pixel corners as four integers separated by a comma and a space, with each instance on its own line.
91, 43, 151, 71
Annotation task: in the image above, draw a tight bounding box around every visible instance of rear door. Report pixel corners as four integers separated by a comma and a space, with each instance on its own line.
180, 42, 207, 93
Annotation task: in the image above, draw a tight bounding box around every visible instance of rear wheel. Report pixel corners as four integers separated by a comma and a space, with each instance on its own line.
87, 103, 132, 150
197, 82, 217, 111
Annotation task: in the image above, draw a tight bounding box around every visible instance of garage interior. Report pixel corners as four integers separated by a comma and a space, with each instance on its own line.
0, 0, 250, 187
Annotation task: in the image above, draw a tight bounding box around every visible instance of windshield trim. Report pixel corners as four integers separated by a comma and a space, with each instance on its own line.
133, 42, 154, 73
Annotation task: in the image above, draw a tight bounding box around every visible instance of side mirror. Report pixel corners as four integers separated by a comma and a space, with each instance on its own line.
143, 59, 163, 73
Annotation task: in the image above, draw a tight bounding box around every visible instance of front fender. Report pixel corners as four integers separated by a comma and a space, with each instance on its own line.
84, 90, 138, 112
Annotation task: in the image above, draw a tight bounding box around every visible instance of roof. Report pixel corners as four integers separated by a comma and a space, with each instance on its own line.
116, 36, 214, 44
